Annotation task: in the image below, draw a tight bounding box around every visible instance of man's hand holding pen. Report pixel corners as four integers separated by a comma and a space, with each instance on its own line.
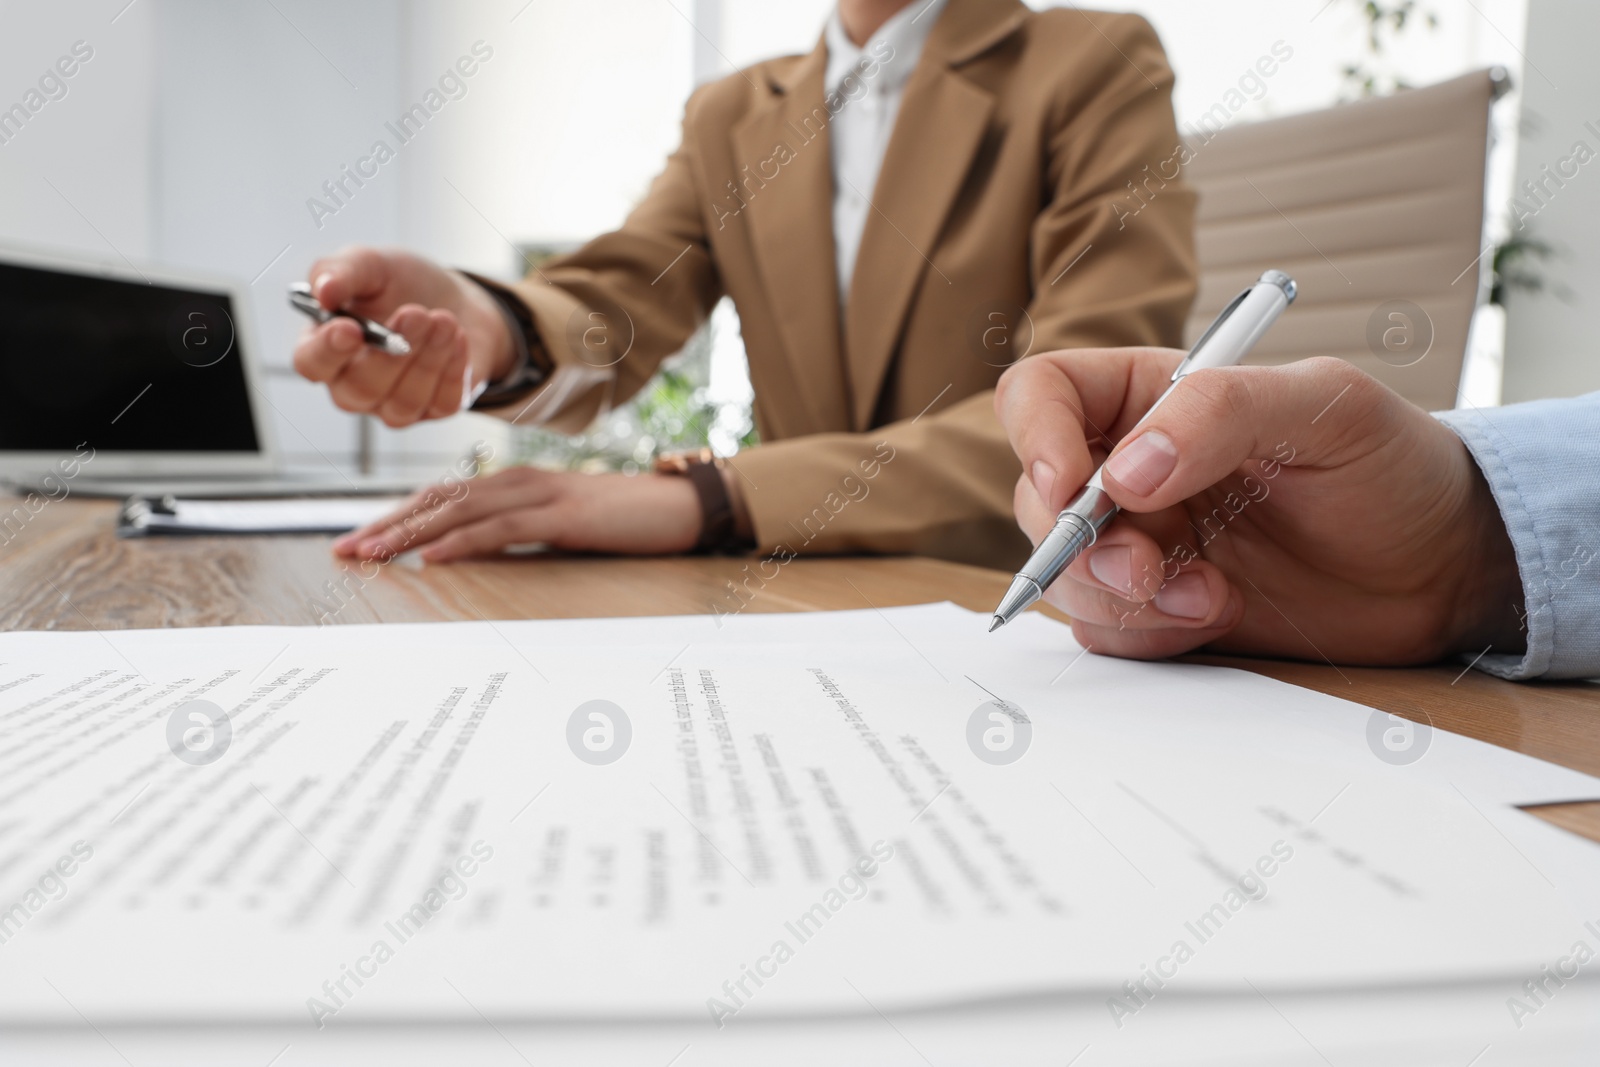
994, 348, 1526, 665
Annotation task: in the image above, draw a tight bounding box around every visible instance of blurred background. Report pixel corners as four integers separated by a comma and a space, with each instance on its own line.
1, 0, 1592, 478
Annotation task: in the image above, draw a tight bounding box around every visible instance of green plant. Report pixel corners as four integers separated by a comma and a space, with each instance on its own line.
505, 243, 757, 473
1489, 232, 1569, 307
509, 313, 758, 474
1339, 0, 1440, 99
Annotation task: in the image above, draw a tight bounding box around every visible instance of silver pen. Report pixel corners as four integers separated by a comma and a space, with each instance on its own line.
989, 269, 1297, 632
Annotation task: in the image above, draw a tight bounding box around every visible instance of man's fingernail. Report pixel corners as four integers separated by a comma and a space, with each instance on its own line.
1106, 431, 1179, 495
1088, 546, 1132, 593
312, 272, 334, 299
1031, 461, 1056, 506
1154, 573, 1211, 619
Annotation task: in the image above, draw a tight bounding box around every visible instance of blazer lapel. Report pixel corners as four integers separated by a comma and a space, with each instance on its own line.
729, 41, 853, 435
843, 0, 1024, 429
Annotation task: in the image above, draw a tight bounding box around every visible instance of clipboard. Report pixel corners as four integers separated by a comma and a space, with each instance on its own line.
116, 495, 404, 537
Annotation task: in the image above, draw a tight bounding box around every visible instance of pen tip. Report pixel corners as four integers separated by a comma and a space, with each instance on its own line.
988, 617, 1004, 633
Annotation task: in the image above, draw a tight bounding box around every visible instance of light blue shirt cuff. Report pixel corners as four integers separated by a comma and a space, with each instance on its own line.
1435, 393, 1600, 681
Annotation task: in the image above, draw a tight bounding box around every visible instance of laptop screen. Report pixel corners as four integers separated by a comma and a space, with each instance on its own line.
0, 260, 260, 453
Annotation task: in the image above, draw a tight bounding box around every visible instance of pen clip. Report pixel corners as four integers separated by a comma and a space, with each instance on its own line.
1171, 285, 1251, 382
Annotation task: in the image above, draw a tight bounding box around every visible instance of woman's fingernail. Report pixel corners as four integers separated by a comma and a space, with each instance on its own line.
1106, 431, 1179, 496
1154, 573, 1211, 620
1088, 546, 1132, 594
312, 272, 334, 299
1031, 461, 1056, 506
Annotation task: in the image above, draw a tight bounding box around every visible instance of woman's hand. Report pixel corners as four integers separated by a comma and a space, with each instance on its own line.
292, 247, 516, 427
333, 467, 703, 561
994, 348, 1525, 665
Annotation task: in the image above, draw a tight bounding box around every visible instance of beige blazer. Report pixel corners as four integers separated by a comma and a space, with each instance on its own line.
493, 0, 1197, 568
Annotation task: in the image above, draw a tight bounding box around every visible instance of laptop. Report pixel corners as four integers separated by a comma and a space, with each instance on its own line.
0, 243, 418, 498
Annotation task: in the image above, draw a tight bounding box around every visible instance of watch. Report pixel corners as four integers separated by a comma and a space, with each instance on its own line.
655, 448, 744, 554
458, 271, 553, 408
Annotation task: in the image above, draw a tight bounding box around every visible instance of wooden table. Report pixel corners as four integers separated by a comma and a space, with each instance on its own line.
7, 499, 1598, 843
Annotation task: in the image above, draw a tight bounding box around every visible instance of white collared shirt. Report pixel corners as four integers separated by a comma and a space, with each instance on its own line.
823, 0, 948, 310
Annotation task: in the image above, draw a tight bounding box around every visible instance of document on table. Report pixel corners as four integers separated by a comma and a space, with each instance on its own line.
0, 605, 1595, 1027
117, 496, 404, 536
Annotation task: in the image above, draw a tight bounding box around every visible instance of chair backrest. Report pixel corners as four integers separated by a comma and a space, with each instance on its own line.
1182, 69, 1505, 411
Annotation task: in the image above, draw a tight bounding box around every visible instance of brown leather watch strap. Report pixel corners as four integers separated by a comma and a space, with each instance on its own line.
457, 270, 553, 408
655, 449, 742, 554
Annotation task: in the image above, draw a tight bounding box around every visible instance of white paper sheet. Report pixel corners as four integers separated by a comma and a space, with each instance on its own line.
5, 978, 1597, 1067
64, 603, 1600, 807
0, 605, 1595, 1031
126, 496, 404, 534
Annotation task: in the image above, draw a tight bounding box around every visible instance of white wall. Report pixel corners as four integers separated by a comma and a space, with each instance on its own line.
1500, 0, 1600, 402
401, 1, 691, 256
0, 4, 155, 259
